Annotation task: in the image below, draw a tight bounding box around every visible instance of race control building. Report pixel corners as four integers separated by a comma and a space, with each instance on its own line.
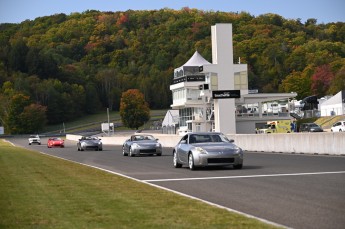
168, 23, 297, 134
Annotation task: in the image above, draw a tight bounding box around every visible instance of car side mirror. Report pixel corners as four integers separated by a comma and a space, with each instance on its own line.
230, 139, 234, 143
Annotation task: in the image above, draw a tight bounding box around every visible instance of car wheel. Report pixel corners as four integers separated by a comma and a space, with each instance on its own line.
157, 153, 162, 156
188, 153, 195, 170
234, 164, 243, 169
122, 146, 128, 156
340, 129, 342, 132
29, 143, 31, 145
129, 147, 134, 157
173, 151, 182, 168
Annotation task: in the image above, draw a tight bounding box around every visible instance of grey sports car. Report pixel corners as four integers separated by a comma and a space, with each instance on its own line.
122, 134, 162, 157
173, 132, 243, 170
77, 136, 102, 151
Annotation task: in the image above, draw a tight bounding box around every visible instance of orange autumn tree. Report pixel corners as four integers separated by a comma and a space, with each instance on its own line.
119, 89, 150, 130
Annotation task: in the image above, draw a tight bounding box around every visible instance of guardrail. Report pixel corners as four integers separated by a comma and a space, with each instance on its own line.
67, 132, 345, 155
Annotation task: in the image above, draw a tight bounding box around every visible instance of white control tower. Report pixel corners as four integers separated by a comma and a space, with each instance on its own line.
202, 24, 247, 134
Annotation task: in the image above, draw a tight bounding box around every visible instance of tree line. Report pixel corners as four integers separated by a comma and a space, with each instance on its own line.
0, 8, 344, 133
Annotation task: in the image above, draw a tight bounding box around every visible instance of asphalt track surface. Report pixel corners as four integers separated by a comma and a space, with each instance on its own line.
8, 137, 345, 229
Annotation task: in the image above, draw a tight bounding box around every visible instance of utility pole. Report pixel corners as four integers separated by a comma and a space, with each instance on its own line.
107, 108, 110, 136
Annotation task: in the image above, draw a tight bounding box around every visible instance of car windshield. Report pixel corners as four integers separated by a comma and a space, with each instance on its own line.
132, 135, 155, 141
84, 137, 98, 140
310, 123, 319, 127
189, 134, 231, 144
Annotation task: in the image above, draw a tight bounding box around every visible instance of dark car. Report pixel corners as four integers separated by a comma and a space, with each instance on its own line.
77, 136, 102, 151
122, 134, 162, 157
299, 123, 323, 132
173, 132, 243, 170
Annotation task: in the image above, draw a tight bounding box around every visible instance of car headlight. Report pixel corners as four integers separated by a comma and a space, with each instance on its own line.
156, 143, 161, 148
98, 141, 102, 145
195, 147, 207, 154
132, 143, 140, 148
234, 148, 243, 157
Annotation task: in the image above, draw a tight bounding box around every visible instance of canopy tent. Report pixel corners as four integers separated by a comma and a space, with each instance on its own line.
174, 51, 211, 78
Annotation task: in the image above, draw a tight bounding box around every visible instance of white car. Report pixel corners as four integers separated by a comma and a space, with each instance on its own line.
28, 135, 41, 145
331, 121, 345, 132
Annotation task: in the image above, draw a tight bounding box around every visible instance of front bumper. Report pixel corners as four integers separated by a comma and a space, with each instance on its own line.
81, 143, 102, 150
131, 146, 162, 155
194, 153, 243, 167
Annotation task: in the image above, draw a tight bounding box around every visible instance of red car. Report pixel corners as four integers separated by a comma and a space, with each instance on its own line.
47, 137, 64, 148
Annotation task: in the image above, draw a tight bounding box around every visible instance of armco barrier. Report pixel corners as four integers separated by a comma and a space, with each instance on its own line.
66, 132, 345, 155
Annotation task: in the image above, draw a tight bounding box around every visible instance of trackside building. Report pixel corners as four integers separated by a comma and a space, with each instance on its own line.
168, 23, 297, 134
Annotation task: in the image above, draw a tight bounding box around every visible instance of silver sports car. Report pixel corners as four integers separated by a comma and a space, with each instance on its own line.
123, 134, 162, 157
77, 136, 102, 151
173, 132, 243, 170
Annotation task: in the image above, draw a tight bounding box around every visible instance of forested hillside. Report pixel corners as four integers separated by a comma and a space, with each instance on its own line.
0, 8, 344, 133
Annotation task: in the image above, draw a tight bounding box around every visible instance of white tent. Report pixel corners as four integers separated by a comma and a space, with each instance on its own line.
174, 51, 211, 78
320, 90, 345, 116
162, 110, 179, 134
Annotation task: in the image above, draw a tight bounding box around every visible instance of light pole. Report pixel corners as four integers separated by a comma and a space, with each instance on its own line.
107, 108, 110, 136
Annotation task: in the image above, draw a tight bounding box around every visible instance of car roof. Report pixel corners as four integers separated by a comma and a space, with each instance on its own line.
187, 132, 223, 135
132, 133, 153, 135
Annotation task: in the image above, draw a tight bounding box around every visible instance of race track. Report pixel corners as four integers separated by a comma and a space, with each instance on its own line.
8, 137, 345, 229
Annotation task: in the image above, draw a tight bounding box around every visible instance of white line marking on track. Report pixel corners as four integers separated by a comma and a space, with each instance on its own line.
143, 171, 345, 182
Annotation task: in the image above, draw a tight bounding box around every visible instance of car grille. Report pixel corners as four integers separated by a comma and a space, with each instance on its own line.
139, 149, 156, 153
208, 158, 234, 164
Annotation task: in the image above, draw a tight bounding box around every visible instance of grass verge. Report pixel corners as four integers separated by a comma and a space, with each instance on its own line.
0, 140, 280, 229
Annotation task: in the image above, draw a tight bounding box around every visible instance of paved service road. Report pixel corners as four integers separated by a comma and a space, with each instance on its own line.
9, 137, 345, 229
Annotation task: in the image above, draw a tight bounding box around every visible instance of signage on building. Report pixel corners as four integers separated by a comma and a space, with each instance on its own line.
187, 75, 205, 82
173, 75, 205, 84
212, 90, 241, 99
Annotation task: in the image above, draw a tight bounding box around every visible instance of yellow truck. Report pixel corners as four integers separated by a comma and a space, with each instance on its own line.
257, 120, 292, 134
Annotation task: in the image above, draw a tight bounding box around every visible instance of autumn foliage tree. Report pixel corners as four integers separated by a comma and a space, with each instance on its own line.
0, 93, 47, 134
311, 65, 334, 97
120, 89, 150, 130
19, 103, 47, 133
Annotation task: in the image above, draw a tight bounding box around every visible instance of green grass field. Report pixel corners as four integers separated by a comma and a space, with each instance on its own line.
42, 109, 167, 134
0, 140, 281, 229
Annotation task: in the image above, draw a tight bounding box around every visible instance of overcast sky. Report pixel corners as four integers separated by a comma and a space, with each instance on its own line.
1, 0, 344, 24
